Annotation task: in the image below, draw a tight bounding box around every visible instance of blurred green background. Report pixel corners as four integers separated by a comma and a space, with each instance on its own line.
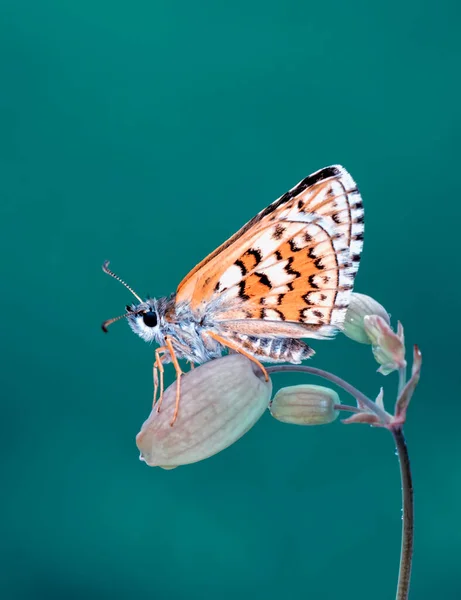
1, 1, 460, 598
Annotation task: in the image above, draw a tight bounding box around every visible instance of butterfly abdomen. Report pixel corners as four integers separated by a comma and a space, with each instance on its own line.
231, 334, 314, 364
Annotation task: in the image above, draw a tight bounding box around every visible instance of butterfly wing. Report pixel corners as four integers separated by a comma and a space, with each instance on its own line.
175, 165, 364, 340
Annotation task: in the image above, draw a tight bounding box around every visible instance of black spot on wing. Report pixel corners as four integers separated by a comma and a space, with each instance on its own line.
314, 257, 324, 270
308, 274, 319, 289
245, 248, 263, 265
289, 238, 301, 252
332, 213, 342, 224
255, 272, 272, 289
285, 257, 301, 279
238, 281, 250, 300
272, 224, 286, 240
235, 259, 247, 276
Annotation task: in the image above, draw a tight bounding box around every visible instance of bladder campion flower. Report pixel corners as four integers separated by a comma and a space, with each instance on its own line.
136, 354, 272, 468
364, 315, 406, 375
343, 292, 390, 344
270, 384, 339, 425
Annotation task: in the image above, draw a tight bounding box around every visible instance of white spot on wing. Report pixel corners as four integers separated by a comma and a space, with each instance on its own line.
261, 260, 295, 287
263, 308, 284, 320
219, 264, 243, 289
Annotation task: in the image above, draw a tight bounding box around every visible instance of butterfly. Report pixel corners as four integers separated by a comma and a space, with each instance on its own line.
102, 165, 364, 424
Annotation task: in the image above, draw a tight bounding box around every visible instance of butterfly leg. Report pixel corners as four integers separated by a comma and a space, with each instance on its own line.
205, 331, 269, 381
164, 336, 183, 426
153, 346, 168, 410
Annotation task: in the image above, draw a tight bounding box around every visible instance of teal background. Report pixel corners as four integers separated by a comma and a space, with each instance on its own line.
1, 1, 460, 598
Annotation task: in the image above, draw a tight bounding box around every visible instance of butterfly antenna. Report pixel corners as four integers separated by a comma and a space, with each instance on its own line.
102, 260, 143, 303
101, 312, 131, 333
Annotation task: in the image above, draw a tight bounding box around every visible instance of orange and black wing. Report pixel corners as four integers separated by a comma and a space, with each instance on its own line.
175, 165, 364, 339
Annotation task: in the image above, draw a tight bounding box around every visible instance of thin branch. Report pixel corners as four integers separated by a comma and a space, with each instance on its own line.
391, 426, 414, 600
266, 364, 390, 423
267, 363, 415, 600
334, 403, 362, 414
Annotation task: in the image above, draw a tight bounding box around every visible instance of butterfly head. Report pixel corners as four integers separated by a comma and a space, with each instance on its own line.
125, 299, 161, 343
101, 261, 162, 343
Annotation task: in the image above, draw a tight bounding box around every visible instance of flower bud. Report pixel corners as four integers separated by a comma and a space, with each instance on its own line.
343, 293, 390, 344
269, 384, 339, 425
363, 315, 406, 375
136, 354, 272, 468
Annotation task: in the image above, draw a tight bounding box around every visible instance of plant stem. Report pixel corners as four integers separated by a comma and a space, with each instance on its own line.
334, 403, 362, 414
266, 364, 390, 423
267, 364, 414, 600
391, 426, 414, 600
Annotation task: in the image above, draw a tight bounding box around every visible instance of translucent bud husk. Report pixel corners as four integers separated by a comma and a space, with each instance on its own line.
136, 354, 272, 468
364, 315, 406, 375
269, 384, 339, 425
343, 293, 390, 344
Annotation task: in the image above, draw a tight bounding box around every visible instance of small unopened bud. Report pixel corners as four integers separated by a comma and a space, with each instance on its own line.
269, 384, 339, 425
343, 293, 390, 344
136, 354, 272, 468
364, 316, 406, 375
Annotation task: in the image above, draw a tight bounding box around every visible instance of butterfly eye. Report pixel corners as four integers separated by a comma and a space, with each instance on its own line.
142, 311, 158, 328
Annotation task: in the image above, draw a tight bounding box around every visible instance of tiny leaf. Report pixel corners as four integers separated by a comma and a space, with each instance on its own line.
394, 345, 422, 422
342, 412, 382, 425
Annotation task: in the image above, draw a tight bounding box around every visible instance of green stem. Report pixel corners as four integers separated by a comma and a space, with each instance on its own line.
391, 426, 414, 600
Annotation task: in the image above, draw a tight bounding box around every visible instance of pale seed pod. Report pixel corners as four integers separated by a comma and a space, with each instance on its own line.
136, 354, 272, 468
269, 384, 339, 425
343, 293, 390, 344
